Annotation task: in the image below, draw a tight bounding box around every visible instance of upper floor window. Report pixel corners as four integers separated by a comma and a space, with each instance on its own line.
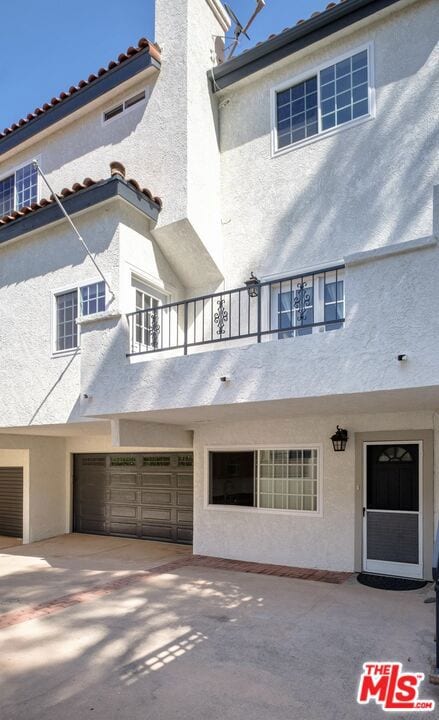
0, 162, 38, 216
55, 281, 106, 352
103, 90, 147, 123
274, 47, 372, 152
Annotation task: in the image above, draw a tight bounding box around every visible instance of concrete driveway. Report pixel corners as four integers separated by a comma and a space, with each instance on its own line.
0, 534, 437, 720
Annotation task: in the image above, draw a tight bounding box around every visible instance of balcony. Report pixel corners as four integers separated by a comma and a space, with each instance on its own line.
127, 266, 345, 357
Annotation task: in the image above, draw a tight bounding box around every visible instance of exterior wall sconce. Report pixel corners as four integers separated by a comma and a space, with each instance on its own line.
245, 272, 261, 298
331, 426, 348, 452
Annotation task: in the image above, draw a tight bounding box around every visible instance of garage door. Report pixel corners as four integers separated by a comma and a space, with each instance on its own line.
73, 453, 193, 544
0, 467, 23, 537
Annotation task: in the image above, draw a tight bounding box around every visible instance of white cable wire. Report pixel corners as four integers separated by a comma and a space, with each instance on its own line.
32, 160, 115, 301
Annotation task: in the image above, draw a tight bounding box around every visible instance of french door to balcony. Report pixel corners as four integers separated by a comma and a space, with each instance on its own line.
363, 442, 422, 579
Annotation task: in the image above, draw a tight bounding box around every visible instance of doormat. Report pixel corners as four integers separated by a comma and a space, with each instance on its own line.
357, 573, 428, 591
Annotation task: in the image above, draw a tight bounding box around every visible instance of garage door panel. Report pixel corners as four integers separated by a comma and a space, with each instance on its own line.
78, 486, 106, 502
141, 507, 173, 522
74, 454, 193, 544
79, 457, 106, 468
0, 468, 23, 538
109, 521, 138, 536
141, 524, 174, 541
141, 491, 174, 505
77, 518, 106, 533
109, 473, 137, 486
177, 492, 193, 507
177, 527, 193, 542
177, 509, 193, 523
109, 488, 138, 503
142, 456, 172, 468
139, 473, 174, 487
77, 502, 106, 519
177, 474, 192, 488
110, 505, 138, 519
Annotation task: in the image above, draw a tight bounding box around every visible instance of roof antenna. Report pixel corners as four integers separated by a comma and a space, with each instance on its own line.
224, 1, 266, 60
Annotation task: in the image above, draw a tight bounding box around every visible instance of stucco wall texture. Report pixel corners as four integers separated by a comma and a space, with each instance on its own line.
79, 240, 439, 419
192, 411, 435, 573
219, 0, 439, 287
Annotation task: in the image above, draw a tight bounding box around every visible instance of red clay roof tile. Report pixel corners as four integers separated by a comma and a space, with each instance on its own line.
0, 173, 162, 227
0, 37, 160, 141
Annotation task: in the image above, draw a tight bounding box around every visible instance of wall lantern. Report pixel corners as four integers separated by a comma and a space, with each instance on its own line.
245, 272, 261, 298
331, 426, 348, 452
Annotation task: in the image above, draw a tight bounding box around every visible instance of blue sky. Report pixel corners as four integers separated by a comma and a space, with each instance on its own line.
0, 0, 330, 128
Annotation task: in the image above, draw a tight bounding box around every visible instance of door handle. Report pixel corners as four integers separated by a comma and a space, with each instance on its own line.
363, 507, 366, 517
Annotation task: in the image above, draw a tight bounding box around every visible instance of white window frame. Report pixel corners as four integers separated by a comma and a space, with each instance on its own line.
101, 87, 149, 126
51, 278, 108, 356
0, 155, 41, 215
204, 444, 323, 517
271, 43, 375, 157
130, 274, 171, 348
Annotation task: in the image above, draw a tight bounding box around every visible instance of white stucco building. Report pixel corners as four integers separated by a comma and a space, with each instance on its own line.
0, 0, 437, 580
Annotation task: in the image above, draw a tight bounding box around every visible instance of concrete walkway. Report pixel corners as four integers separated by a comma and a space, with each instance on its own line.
0, 533, 191, 611
0, 535, 437, 719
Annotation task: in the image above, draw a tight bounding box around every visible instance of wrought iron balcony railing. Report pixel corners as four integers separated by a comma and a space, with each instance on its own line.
127, 265, 345, 357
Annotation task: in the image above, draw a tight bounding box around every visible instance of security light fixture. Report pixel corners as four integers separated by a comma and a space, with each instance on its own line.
245, 272, 260, 298
331, 426, 348, 452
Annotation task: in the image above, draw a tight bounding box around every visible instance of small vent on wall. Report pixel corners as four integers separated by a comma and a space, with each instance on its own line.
178, 455, 193, 467
103, 90, 147, 123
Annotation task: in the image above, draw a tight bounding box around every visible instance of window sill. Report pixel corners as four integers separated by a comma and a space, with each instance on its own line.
205, 503, 322, 518
76, 310, 121, 326
272, 112, 375, 158
51, 347, 80, 359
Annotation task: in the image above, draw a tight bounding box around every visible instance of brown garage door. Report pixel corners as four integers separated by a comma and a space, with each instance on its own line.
73, 453, 193, 544
0, 467, 23, 538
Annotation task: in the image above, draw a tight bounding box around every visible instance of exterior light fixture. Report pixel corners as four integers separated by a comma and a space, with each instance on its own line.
331, 426, 348, 452
245, 272, 260, 298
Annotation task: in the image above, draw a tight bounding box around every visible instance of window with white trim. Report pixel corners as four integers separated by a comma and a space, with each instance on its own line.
131, 277, 168, 350
55, 281, 106, 351
103, 90, 147, 123
209, 448, 320, 513
0, 162, 38, 216
275, 48, 370, 151
258, 449, 318, 511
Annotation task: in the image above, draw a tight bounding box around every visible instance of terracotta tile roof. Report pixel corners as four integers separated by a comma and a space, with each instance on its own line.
237, 0, 350, 56
0, 37, 160, 141
0, 166, 162, 227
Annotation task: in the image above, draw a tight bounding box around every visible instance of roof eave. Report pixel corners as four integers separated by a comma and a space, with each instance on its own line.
211, 0, 403, 91
0, 50, 161, 157
0, 176, 161, 246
